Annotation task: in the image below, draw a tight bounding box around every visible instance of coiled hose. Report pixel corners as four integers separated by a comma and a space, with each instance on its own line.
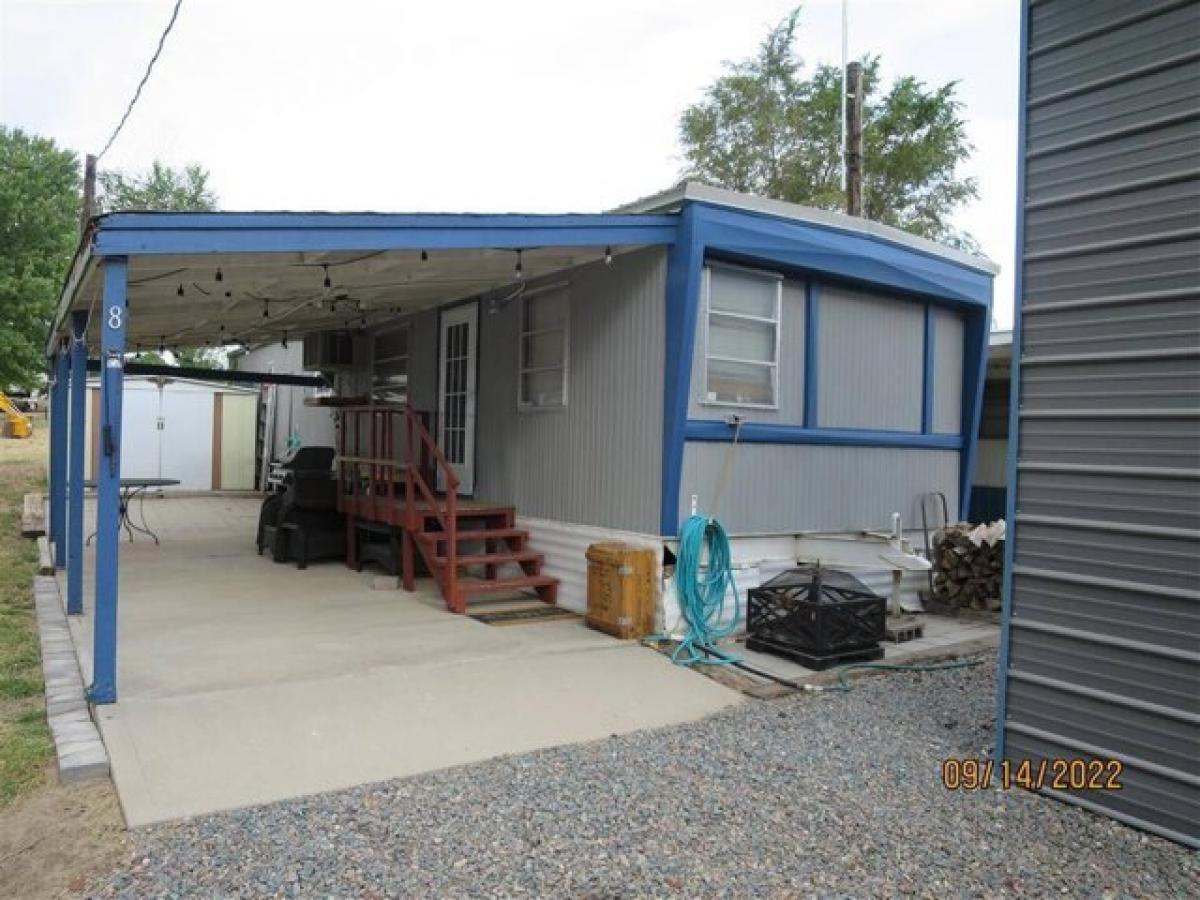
665, 514, 741, 666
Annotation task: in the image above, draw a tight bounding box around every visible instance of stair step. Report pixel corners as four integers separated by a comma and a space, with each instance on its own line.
458, 575, 558, 595
434, 550, 543, 567
416, 528, 526, 544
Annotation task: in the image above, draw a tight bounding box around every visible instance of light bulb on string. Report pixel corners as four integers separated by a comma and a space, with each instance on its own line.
262, 300, 269, 319
604, 246, 613, 266
514, 249, 523, 281
177, 283, 185, 297
322, 265, 331, 289
282, 331, 288, 349
420, 250, 428, 262
215, 267, 223, 283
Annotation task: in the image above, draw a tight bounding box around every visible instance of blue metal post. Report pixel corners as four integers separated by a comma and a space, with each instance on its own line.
803, 283, 820, 428
49, 347, 69, 567
660, 203, 704, 536
90, 257, 127, 704
67, 311, 88, 615
921, 304, 936, 434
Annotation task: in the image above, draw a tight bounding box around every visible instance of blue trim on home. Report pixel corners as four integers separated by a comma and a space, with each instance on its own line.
803, 282, 820, 428
66, 312, 87, 615
92, 212, 679, 256
89, 257, 126, 705
660, 205, 704, 536
685, 420, 964, 450
49, 349, 68, 567
996, 0, 1031, 765
922, 305, 936, 434
958, 305, 992, 519
689, 203, 992, 308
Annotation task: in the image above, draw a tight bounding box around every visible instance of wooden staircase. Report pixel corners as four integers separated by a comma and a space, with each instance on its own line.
337, 404, 558, 614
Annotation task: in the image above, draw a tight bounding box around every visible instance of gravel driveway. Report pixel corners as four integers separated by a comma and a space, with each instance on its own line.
93, 652, 1196, 898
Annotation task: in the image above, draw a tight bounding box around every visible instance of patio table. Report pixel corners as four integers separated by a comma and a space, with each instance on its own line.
85, 477, 181, 545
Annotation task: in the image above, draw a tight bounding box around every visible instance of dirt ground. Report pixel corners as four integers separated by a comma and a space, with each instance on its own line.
0, 777, 128, 899
0, 418, 128, 898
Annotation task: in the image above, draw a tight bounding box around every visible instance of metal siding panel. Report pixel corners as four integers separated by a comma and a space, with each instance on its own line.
817, 286, 924, 430
679, 443, 960, 534
474, 248, 665, 533
1006, 0, 1200, 847
688, 276, 805, 423
933, 308, 964, 434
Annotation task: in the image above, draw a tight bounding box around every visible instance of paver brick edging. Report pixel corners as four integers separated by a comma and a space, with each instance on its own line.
32, 575, 110, 782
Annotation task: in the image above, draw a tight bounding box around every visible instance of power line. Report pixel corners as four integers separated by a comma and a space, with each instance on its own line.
95, 0, 185, 161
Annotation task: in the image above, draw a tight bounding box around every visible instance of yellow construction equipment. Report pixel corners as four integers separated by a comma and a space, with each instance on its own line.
1, 392, 34, 439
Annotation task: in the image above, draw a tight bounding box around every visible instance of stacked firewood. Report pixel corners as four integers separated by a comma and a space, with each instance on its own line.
931, 520, 1005, 611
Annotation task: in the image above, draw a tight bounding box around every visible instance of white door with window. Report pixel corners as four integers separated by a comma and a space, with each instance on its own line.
437, 302, 478, 494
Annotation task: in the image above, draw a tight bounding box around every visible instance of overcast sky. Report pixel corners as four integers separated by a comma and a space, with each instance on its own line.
1, 0, 1019, 325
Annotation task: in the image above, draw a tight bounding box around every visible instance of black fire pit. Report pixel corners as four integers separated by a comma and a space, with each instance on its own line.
746, 565, 885, 670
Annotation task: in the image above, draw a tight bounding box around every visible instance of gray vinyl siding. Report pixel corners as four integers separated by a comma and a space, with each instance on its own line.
1004, 0, 1200, 848
679, 443, 959, 534
933, 308, 964, 434
472, 248, 666, 533
817, 285, 924, 430
688, 276, 806, 423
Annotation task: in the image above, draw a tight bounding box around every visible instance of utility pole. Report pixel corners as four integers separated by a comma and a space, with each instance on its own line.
80, 154, 97, 233
845, 61, 864, 217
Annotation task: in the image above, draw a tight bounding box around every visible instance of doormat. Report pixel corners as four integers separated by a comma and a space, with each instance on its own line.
469, 606, 580, 627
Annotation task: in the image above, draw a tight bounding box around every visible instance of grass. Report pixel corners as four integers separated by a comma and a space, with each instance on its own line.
0, 420, 52, 805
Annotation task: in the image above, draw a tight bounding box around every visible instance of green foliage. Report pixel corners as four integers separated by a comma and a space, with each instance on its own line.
98, 160, 217, 212
679, 7, 980, 250
0, 127, 81, 391
131, 346, 227, 371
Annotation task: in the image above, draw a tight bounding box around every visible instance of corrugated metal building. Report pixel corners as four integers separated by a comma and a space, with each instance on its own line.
998, 0, 1200, 848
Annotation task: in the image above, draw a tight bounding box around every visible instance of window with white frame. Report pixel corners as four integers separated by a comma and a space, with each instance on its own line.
372, 325, 409, 404
518, 287, 569, 409
703, 264, 782, 407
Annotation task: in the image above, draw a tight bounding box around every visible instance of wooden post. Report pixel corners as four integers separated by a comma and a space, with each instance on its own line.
402, 410, 414, 591
845, 61, 864, 217
81, 154, 97, 233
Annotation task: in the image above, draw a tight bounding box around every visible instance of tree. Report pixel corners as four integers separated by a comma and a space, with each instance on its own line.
679, 8, 980, 250
98, 160, 217, 212
0, 127, 80, 390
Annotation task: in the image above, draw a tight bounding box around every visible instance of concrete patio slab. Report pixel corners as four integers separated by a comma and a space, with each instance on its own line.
63, 497, 740, 826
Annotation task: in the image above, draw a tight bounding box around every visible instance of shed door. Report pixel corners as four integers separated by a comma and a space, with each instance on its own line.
437, 302, 477, 495
120, 385, 164, 480
158, 387, 214, 490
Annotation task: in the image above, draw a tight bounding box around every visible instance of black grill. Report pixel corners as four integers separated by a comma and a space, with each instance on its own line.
746, 566, 885, 670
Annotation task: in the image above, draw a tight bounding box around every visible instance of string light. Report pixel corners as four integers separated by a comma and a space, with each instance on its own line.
158, 337, 165, 354
215, 267, 223, 282
322, 264, 331, 289
262, 299, 269, 319
177, 283, 185, 296
604, 246, 613, 266
514, 249, 523, 281
420, 250, 428, 262
281, 330, 288, 349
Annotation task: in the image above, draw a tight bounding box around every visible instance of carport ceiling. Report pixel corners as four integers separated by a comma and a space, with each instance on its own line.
66, 246, 621, 351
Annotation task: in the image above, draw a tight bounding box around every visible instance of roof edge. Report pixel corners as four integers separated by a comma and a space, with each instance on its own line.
614, 181, 1000, 276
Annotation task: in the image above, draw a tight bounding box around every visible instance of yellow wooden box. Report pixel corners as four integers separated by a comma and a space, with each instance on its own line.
585, 542, 656, 640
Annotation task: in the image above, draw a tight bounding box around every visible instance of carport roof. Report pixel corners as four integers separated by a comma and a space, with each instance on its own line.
50, 209, 677, 353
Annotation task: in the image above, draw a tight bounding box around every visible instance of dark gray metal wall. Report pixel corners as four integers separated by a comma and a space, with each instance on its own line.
1001, 0, 1200, 847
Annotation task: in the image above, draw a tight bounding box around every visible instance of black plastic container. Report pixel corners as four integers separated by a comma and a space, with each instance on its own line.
746, 565, 885, 670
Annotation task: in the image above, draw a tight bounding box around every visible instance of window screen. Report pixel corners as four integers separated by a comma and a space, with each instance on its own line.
519, 288, 568, 408
704, 265, 781, 407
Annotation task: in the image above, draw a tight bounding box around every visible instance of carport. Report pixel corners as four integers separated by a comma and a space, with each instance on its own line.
45, 209, 677, 704
39, 209, 748, 823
